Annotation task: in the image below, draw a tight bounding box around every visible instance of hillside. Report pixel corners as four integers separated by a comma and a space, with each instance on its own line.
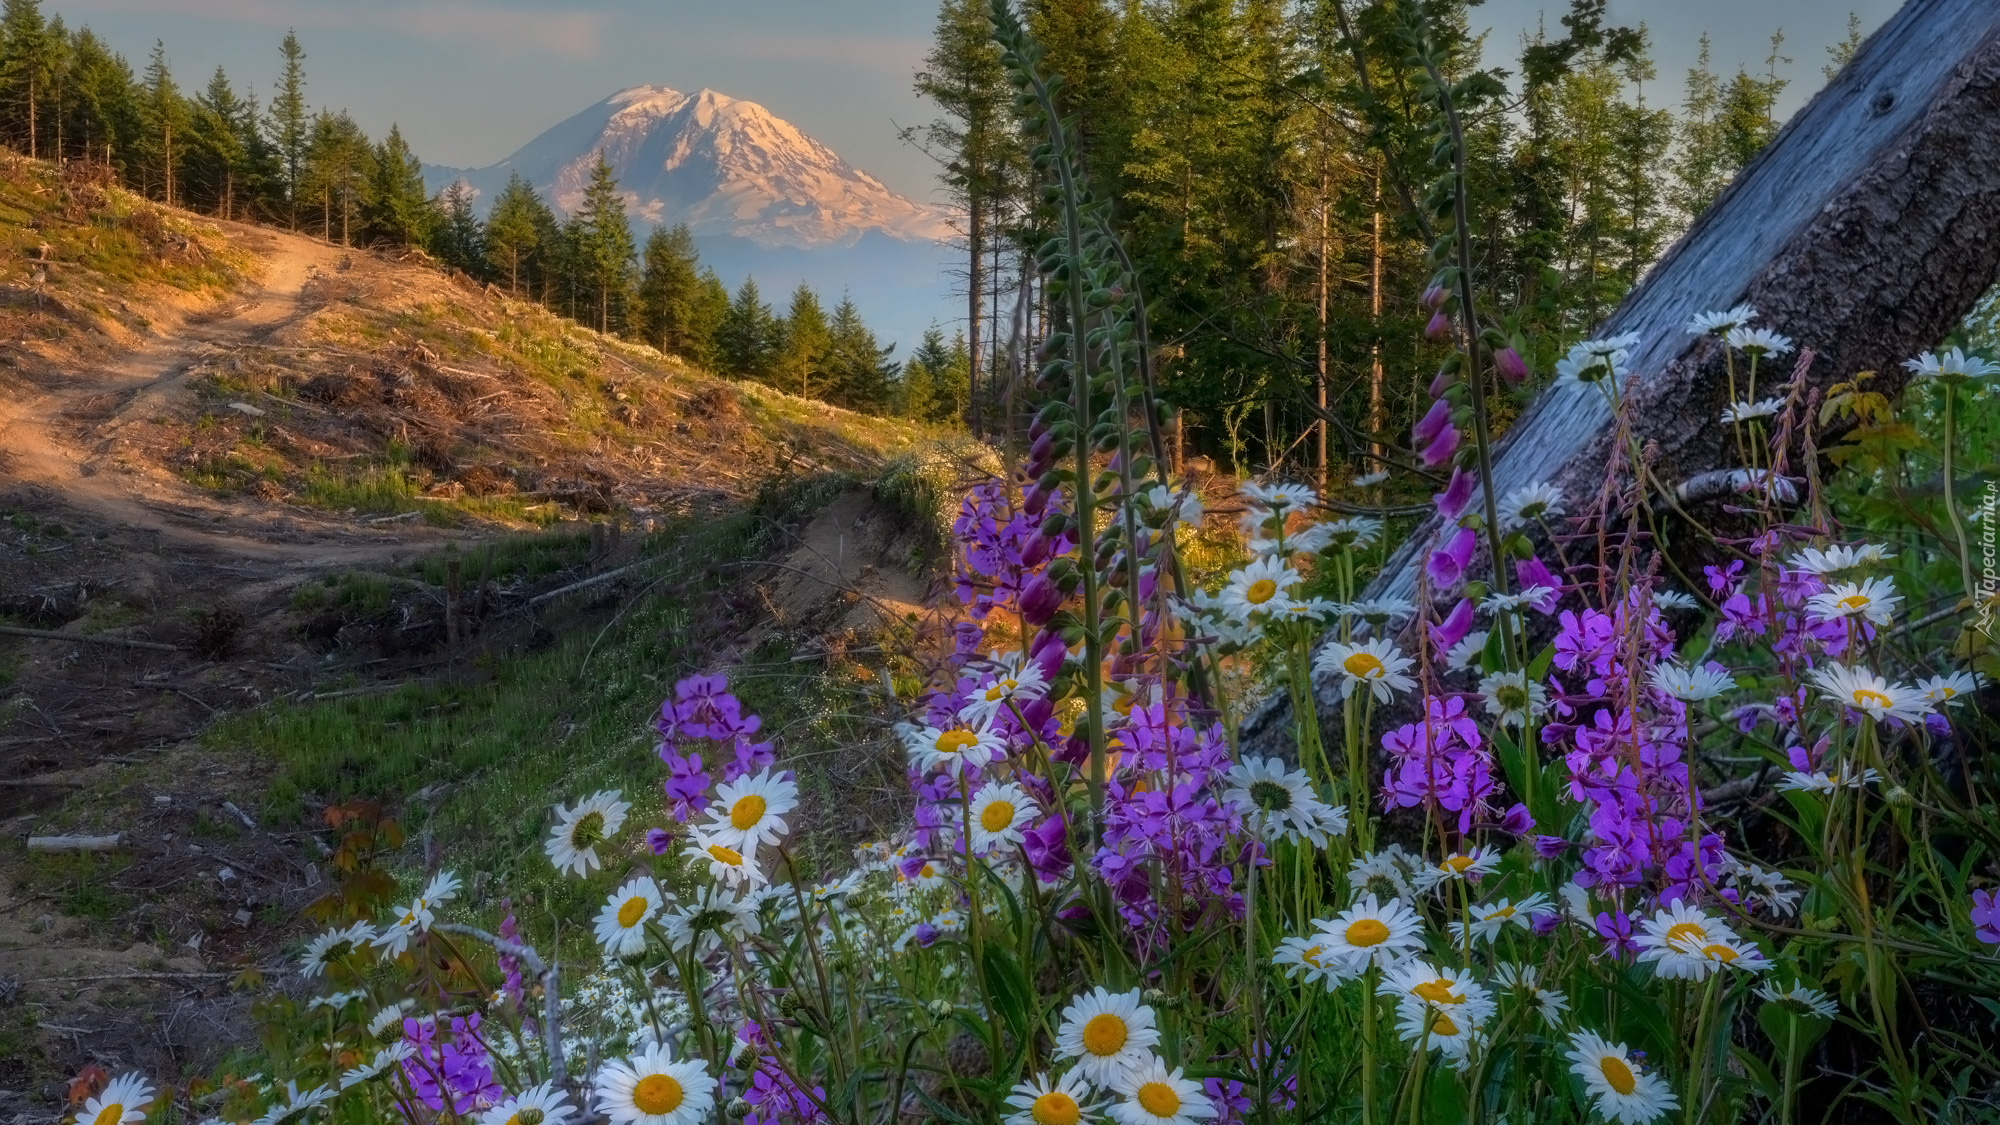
0, 155, 976, 1099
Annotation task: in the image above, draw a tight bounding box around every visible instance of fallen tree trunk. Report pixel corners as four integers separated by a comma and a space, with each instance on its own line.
1244, 0, 2000, 756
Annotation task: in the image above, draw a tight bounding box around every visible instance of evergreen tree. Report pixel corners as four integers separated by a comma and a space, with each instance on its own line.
1671, 36, 1728, 221
686, 268, 731, 371
0, 0, 54, 158
61, 27, 131, 167
361, 122, 429, 247
633, 223, 706, 356
267, 29, 308, 226
1717, 31, 1788, 171
936, 331, 972, 425
435, 180, 483, 274
898, 358, 937, 422
302, 110, 369, 244
483, 173, 545, 294
718, 277, 778, 380
823, 293, 893, 411
187, 66, 250, 218
1825, 12, 1862, 80
775, 282, 830, 398
912, 324, 953, 379
136, 41, 186, 205
571, 153, 636, 334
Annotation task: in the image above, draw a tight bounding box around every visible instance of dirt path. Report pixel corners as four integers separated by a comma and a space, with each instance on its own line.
0, 227, 454, 571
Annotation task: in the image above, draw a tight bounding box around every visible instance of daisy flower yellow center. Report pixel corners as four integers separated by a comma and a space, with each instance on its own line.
1939, 686, 1958, 699
1702, 943, 1739, 962
919, 863, 936, 878
1443, 855, 1476, 873
1851, 688, 1891, 710
1246, 578, 1280, 605
1081, 1013, 1130, 1057
1664, 922, 1708, 947
1598, 1056, 1638, 1096
1345, 919, 1390, 947
1112, 693, 1138, 716
1031, 1091, 1081, 1125
936, 730, 978, 756
986, 678, 1019, 702
1431, 1013, 1459, 1037
1343, 652, 1384, 678
508, 1110, 545, 1125
1838, 594, 1870, 611
1136, 1082, 1181, 1117
399, 911, 416, 926
571, 811, 606, 848
729, 794, 767, 830
707, 843, 744, 866
1414, 979, 1462, 1006
1247, 779, 1293, 813
617, 896, 650, 928
632, 1073, 684, 1115
979, 801, 1017, 833
1301, 943, 1325, 966
91, 1104, 124, 1125
1490, 905, 1516, 919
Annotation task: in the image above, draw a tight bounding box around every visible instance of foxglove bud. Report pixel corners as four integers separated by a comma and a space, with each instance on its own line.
1413, 397, 1452, 444
1020, 573, 1063, 626
1419, 424, 1460, 467
1494, 346, 1529, 386
1425, 310, 1451, 340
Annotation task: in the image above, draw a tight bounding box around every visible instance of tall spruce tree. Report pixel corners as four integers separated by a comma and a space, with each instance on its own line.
361, 123, 429, 247
823, 294, 893, 411
188, 67, 250, 218
303, 110, 369, 244
435, 180, 483, 274
1, 0, 54, 159
137, 41, 186, 205
267, 30, 308, 227
719, 277, 778, 380
775, 282, 830, 399
633, 223, 705, 356
571, 153, 636, 334
483, 173, 546, 294
62, 27, 130, 166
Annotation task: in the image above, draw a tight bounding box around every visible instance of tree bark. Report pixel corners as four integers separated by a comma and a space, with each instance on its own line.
1242, 0, 2000, 758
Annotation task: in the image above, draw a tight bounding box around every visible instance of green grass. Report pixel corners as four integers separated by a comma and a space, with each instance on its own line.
211, 475, 889, 930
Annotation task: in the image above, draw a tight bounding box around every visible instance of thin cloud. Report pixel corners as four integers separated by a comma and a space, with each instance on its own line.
706, 30, 929, 71
61, 0, 605, 60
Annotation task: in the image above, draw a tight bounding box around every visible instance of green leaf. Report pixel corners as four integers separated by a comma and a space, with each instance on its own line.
1526, 642, 1555, 682
981, 945, 1034, 1045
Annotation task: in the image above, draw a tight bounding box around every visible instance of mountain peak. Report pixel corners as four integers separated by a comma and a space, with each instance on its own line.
434, 86, 954, 250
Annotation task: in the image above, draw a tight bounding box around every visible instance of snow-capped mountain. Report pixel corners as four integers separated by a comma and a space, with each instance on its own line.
427, 85, 955, 251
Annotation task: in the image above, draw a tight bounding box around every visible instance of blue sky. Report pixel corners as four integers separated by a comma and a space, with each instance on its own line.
65, 0, 1897, 205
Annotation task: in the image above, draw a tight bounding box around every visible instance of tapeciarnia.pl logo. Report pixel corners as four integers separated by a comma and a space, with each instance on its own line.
1979, 480, 1998, 639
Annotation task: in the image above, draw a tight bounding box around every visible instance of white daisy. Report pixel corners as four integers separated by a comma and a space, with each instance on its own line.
968, 781, 1036, 851
77, 1073, 155, 1125
1776, 766, 1882, 794
1351, 470, 1390, 488
254, 1082, 335, 1125
1272, 597, 1343, 626
1652, 590, 1699, 612
1323, 517, 1385, 551
478, 1081, 576, 1125
1756, 981, 1838, 1020
1314, 638, 1416, 703
372, 871, 460, 958
700, 768, 798, 853
1806, 576, 1901, 627
1719, 398, 1783, 425
1806, 664, 1932, 722
1138, 484, 1204, 529
1918, 670, 1984, 707
1252, 520, 1337, 558
1496, 481, 1564, 530
1902, 346, 2000, 382
1348, 845, 1419, 902
1218, 556, 1300, 622
1567, 1030, 1677, 1124
1003, 1070, 1100, 1125
1477, 670, 1548, 729
1108, 1057, 1216, 1125
1554, 337, 1633, 386
1344, 597, 1416, 625
683, 828, 767, 890
546, 790, 630, 877
594, 1042, 718, 1125
1378, 961, 1497, 1032
1240, 480, 1317, 514
1726, 325, 1793, 357
299, 920, 375, 978
1052, 987, 1161, 1088
365, 1000, 414, 1042
962, 658, 1052, 725
1412, 846, 1503, 892
340, 1042, 414, 1090
1481, 588, 1556, 615
1223, 757, 1336, 846
1785, 543, 1894, 574
1634, 901, 1740, 981
1647, 662, 1736, 702
1272, 934, 1347, 990
1445, 629, 1490, 672
1312, 893, 1426, 974
904, 718, 1008, 775
595, 876, 665, 959
1492, 962, 1569, 1026
1393, 998, 1484, 1064
1448, 893, 1553, 943
1687, 304, 1758, 336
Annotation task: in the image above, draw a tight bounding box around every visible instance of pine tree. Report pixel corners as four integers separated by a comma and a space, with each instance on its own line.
483, 173, 545, 294
137, 41, 186, 206
0, 0, 54, 159
1824, 12, 1862, 80
899, 358, 936, 421
936, 331, 972, 425
436, 180, 483, 274
1671, 36, 1728, 221
267, 30, 308, 227
1718, 31, 1788, 171
775, 282, 829, 399
362, 122, 429, 247
303, 110, 369, 244
188, 66, 249, 218
687, 268, 731, 371
823, 293, 893, 411
718, 277, 777, 380
61, 27, 131, 167
571, 153, 636, 335
633, 223, 705, 355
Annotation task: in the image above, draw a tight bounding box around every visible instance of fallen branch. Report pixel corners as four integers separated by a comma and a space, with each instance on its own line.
435, 923, 567, 1089
0, 625, 180, 652
27, 834, 125, 852
528, 557, 659, 607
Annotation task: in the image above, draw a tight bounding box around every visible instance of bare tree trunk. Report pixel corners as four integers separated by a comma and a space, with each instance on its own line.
1370, 168, 1384, 476
1316, 161, 1330, 493
1243, 0, 2000, 758
967, 198, 984, 436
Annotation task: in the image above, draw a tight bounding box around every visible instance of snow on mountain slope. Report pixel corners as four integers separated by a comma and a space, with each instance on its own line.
429, 86, 956, 251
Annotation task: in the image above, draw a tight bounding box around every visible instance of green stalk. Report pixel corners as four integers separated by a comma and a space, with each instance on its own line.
1941, 384, 1977, 603
1361, 967, 1379, 1125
